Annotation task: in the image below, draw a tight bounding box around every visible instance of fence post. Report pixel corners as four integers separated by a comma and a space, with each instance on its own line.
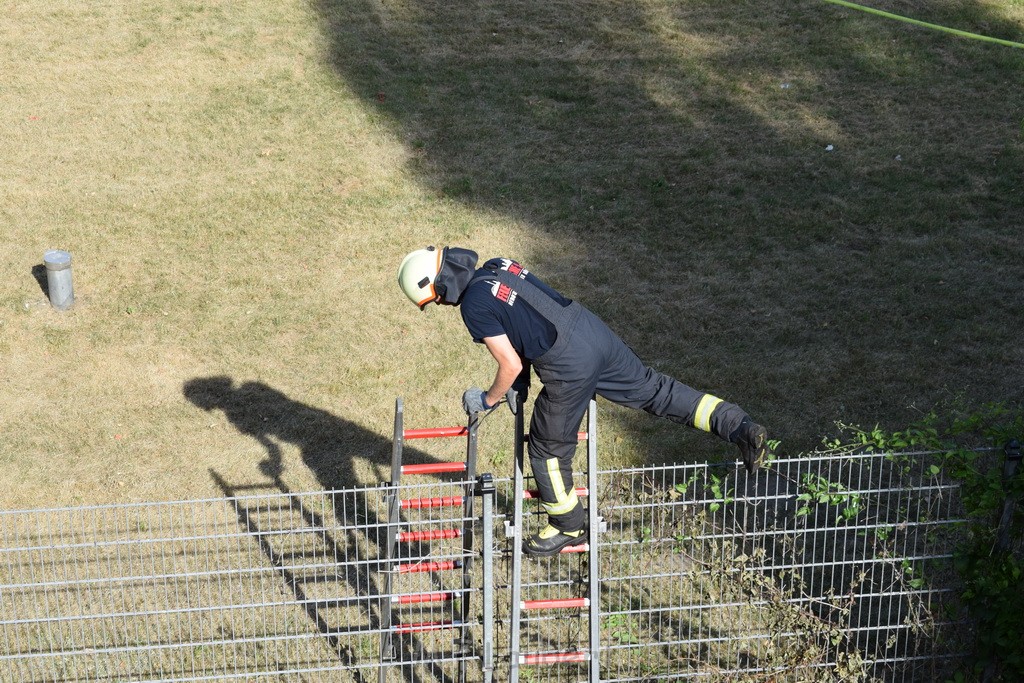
980, 439, 1023, 683
996, 439, 1022, 552
477, 473, 496, 683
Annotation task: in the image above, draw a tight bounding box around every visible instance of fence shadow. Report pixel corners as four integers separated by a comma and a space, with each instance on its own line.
210, 469, 373, 681
309, 0, 1024, 454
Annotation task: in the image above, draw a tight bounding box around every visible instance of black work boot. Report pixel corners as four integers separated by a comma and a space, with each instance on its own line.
524, 524, 588, 558
730, 418, 768, 473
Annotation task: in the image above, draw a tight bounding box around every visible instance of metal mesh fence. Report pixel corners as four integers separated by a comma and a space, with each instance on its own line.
0, 477, 480, 683
495, 450, 970, 682
1, 450, 976, 682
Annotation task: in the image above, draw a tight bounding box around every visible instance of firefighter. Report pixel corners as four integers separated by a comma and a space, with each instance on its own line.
398, 246, 768, 557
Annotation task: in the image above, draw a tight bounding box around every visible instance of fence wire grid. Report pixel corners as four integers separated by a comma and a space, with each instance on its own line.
1, 450, 975, 682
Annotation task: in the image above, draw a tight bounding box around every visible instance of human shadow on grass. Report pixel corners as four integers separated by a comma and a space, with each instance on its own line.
310, 0, 1024, 451
184, 376, 468, 683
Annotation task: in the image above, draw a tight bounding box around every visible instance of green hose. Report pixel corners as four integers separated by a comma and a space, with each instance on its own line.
821, 0, 1024, 50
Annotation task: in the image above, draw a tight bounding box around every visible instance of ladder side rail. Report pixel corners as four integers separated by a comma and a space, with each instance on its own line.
458, 414, 481, 683
479, 474, 496, 683
460, 413, 481, 604
508, 399, 527, 683
382, 401, 482, 683
390, 398, 405, 485
379, 398, 405, 682
586, 398, 600, 683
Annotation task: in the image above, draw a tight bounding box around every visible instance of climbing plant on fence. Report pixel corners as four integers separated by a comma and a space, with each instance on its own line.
828, 402, 1024, 682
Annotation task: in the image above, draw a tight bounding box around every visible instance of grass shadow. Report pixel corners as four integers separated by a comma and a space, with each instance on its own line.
310, 0, 1024, 455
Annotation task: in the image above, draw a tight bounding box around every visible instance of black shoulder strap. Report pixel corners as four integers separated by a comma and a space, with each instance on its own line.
469, 268, 568, 325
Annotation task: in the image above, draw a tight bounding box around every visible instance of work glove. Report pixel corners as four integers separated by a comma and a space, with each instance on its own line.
505, 387, 529, 415
510, 363, 530, 415
462, 388, 495, 416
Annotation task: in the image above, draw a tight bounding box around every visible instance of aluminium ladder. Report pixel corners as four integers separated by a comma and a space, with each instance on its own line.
508, 396, 601, 683
379, 398, 494, 683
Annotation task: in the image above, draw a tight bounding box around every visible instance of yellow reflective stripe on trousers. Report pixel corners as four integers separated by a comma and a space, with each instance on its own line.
693, 394, 723, 433
542, 458, 579, 516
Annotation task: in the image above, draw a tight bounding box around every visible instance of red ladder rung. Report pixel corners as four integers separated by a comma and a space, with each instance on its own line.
393, 619, 462, 633
391, 591, 453, 605
560, 543, 589, 554
523, 486, 588, 500
521, 597, 590, 610
400, 496, 464, 509
519, 651, 589, 665
393, 559, 462, 574
400, 462, 467, 475
403, 427, 468, 440
397, 528, 462, 542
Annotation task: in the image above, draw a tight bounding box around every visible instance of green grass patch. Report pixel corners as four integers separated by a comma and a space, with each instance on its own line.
1, 0, 1022, 506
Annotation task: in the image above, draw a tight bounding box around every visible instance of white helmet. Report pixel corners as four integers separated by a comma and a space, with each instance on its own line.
398, 246, 443, 309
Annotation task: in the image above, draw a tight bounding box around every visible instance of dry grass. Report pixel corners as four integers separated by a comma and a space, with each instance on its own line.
2, 0, 1022, 509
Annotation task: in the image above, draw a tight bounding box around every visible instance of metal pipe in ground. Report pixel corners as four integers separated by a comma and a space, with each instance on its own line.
43, 250, 74, 310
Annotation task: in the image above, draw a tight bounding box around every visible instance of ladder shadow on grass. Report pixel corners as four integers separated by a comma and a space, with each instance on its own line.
185, 376, 457, 683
